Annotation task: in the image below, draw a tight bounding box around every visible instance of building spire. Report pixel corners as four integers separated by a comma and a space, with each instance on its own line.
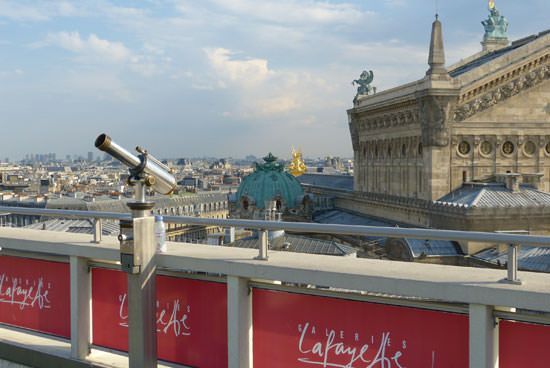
426, 14, 448, 77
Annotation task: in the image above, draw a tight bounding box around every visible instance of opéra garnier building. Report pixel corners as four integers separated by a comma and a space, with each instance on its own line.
344, 4, 550, 248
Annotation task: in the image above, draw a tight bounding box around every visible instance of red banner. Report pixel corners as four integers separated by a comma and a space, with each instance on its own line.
253, 289, 468, 368
500, 320, 550, 368
0, 256, 70, 338
92, 268, 227, 368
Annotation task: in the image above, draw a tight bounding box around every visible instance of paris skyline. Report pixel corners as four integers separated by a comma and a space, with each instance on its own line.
1, 0, 548, 160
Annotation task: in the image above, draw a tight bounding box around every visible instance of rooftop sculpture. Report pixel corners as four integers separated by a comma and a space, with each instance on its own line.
254, 152, 284, 172
482, 0, 509, 41
288, 148, 307, 177
352, 70, 376, 102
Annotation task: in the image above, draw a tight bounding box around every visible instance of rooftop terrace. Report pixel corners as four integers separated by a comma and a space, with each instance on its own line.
0, 207, 549, 367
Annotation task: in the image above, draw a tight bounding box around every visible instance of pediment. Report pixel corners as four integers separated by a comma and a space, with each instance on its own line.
460, 80, 550, 123
453, 62, 549, 122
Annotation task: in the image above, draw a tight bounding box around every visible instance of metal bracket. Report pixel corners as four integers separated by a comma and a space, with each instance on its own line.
129, 153, 148, 182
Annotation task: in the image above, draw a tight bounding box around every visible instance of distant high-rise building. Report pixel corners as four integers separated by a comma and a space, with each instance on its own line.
88, 152, 94, 162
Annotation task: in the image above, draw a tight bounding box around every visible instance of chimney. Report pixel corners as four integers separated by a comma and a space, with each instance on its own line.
500, 173, 521, 192
522, 173, 544, 190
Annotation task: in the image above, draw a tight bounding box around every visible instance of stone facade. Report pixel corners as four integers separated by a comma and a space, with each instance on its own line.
349, 26, 549, 201
341, 18, 550, 241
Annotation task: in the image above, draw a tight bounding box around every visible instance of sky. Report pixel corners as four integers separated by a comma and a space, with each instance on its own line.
0, 0, 548, 160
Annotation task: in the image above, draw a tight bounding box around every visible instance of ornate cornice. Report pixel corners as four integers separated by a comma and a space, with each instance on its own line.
354, 107, 420, 133
454, 60, 549, 121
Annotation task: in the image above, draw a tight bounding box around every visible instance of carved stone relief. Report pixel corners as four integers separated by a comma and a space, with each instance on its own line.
419, 95, 454, 147
454, 63, 549, 121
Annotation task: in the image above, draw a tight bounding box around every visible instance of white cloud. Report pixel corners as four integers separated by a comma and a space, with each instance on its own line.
0, 2, 49, 21
446, 40, 483, 65
254, 95, 301, 116
201, 47, 344, 120
46, 32, 131, 62
205, 48, 272, 87
87, 34, 131, 62
0, 68, 24, 78
384, 0, 407, 7
63, 69, 135, 102
205, 0, 371, 25
43, 32, 170, 76
0, 1, 83, 21
45, 31, 83, 51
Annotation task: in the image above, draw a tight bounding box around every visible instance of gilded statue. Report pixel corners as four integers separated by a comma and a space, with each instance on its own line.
288, 148, 307, 177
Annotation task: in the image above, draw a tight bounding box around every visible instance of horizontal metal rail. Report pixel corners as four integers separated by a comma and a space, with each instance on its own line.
2, 205, 550, 247
0, 206, 128, 221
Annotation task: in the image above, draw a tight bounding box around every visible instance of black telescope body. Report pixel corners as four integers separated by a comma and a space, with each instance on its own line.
95, 134, 176, 195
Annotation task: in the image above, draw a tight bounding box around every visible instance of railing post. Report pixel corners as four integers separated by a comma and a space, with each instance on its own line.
501, 243, 522, 285
92, 219, 102, 244
469, 304, 499, 368
70, 256, 91, 360
255, 230, 268, 260
227, 276, 253, 368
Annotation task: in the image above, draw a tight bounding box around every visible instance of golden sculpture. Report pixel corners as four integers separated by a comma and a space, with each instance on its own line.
489, 0, 495, 10
288, 148, 307, 176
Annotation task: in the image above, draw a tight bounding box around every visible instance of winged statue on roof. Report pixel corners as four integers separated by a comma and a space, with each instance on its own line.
352, 70, 376, 102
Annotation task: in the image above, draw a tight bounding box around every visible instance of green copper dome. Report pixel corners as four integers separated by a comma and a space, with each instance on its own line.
236, 153, 304, 209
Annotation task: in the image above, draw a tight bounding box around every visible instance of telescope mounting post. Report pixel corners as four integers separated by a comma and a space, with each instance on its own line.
125, 152, 158, 368
95, 133, 176, 367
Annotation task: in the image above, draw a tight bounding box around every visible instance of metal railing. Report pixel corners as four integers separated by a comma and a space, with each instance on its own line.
1, 205, 549, 284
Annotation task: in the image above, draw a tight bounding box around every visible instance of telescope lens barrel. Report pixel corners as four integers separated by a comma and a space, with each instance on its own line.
94, 133, 176, 195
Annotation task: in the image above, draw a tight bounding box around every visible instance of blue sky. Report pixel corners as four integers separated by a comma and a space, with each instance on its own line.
0, 0, 548, 160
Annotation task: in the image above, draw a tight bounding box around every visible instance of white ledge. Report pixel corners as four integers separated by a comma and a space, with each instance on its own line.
1, 228, 550, 313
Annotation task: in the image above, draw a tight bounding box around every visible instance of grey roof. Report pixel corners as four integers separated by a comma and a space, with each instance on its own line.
314, 209, 460, 257
84, 192, 229, 213
298, 173, 353, 191
474, 246, 550, 273
46, 197, 89, 210
449, 29, 549, 77
405, 239, 462, 257
437, 183, 550, 208
227, 233, 357, 257
314, 209, 391, 227
24, 218, 119, 236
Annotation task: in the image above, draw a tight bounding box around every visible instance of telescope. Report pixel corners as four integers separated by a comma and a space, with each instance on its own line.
95, 133, 176, 195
